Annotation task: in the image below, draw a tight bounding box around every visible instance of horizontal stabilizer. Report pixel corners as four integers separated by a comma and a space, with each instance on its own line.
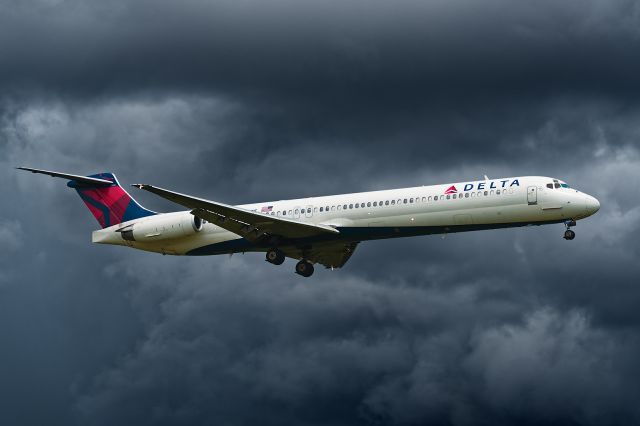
16, 167, 113, 186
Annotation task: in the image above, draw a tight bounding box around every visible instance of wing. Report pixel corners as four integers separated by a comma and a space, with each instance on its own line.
282, 241, 359, 269
132, 184, 340, 242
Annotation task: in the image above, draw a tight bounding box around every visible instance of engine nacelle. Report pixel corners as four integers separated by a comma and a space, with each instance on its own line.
121, 213, 203, 242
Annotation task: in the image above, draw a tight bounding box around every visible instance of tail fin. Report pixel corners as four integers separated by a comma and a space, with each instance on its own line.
18, 167, 155, 228
69, 172, 156, 228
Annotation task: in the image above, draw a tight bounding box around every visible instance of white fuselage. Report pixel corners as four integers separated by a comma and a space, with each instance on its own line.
92, 176, 600, 256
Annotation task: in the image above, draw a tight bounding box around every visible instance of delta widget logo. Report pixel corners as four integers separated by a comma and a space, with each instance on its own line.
443, 179, 521, 194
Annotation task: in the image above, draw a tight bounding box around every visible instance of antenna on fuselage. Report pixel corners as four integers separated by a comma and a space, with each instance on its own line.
484, 174, 490, 180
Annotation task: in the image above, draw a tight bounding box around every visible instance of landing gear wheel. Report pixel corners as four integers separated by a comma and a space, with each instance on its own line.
563, 219, 576, 241
265, 249, 285, 265
295, 260, 314, 277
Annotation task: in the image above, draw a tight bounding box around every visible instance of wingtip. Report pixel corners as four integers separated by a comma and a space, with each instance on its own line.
16, 166, 37, 173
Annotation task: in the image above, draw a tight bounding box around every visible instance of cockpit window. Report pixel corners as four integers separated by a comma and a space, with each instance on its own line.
547, 183, 553, 189
554, 183, 561, 188
561, 183, 570, 188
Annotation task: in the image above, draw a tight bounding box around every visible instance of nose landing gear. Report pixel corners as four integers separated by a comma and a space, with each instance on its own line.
563, 220, 576, 240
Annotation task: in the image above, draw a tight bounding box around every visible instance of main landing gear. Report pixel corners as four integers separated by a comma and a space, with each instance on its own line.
265, 248, 285, 265
265, 248, 315, 277
295, 260, 314, 277
563, 219, 576, 240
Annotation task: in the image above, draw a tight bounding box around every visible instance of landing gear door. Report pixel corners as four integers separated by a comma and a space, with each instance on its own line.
527, 186, 537, 205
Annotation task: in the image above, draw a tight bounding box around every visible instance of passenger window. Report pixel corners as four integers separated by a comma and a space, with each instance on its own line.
422, 197, 426, 202
295, 209, 299, 214
332, 206, 336, 211
496, 190, 500, 195
349, 204, 353, 209
452, 194, 457, 199
385, 200, 390, 205
410, 198, 414, 203
391, 200, 396, 205
367, 202, 371, 207
484, 191, 488, 196
319, 207, 323, 212
404, 199, 408, 204
490, 190, 494, 195
313, 207, 317, 213
373, 201, 377, 207
465, 193, 469, 198
307, 208, 311, 213
343, 204, 347, 209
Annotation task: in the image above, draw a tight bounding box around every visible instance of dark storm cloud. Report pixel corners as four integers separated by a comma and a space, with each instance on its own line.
2, 0, 640, 425
2, 0, 640, 100
2, 0, 640, 172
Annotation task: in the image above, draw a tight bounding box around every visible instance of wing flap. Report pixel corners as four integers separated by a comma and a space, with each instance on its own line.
281, 241, 359, 269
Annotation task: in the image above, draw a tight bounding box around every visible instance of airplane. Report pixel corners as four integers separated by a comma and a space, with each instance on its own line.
17, 167, 600, 277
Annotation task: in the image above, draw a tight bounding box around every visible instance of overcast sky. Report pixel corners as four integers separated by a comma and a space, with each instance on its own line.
2, 0, 640, 425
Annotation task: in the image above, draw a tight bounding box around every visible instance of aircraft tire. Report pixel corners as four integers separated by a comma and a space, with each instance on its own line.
295, 260, 314, 277
266, 249, 285, 265
563, 229, 576, 240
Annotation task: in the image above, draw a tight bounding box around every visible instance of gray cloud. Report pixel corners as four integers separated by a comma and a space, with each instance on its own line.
2, 0, 640, 425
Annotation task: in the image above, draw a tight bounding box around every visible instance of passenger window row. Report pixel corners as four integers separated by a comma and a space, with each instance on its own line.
270, 187, 512, 217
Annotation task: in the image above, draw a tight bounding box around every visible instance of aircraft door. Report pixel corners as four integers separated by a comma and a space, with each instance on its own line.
305, 205, 313, 218
527, 186, 537, 205
294, 207, 301, 219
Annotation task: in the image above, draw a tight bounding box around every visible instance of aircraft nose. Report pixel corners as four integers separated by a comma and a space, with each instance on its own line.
585, 195, 600, 216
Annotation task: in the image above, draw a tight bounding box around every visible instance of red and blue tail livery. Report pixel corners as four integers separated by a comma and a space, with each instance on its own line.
17, 167, 155, 228
67, 172, 155, 228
